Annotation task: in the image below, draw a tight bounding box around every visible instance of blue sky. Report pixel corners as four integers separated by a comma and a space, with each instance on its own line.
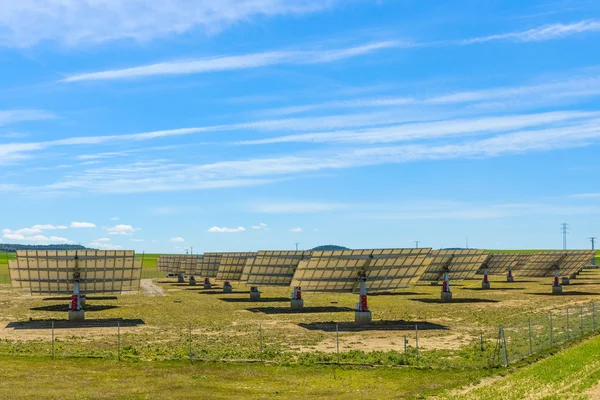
1, 0, 600, 253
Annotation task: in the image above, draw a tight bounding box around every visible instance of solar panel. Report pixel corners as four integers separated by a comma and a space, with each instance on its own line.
420, 249, 489, 282
482, 253, 533, 275
9, 250, 142, 295
194, 252, 223, 278
215, 252, 257, 281
518, 250, 597, 277
290, 248, 431, 292
241, 251, 312, 286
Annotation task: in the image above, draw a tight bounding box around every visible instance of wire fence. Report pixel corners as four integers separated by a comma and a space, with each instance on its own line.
0, 301, 598, 368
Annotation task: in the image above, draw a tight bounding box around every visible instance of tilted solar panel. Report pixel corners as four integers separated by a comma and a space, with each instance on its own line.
481, 253, 532, 275
9, 250, 142, 295
241, 250, 312, 286
290, 248, 431, 292
215, 252, 257, 281
194, 252, 224, 278
420, 249, 489, 282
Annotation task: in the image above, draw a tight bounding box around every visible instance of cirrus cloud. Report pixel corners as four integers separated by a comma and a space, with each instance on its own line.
208, 226, 246, 233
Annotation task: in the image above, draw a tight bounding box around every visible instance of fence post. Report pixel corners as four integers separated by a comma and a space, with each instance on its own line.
415, 324, 419, 362
188, 324, 193, 362
336, 323, 340, 365
594, 302, 597, 331
51, 320, 55, 360
567, 308, 570, 339
580, 305, 584, 333
528, 319, 532, 356
501, 326, 508, 367
550, 313, 553, 346
117, 321, 121, 361
403, 336, 407, 353
480, 331, 483, 351
259, 323, 263, 362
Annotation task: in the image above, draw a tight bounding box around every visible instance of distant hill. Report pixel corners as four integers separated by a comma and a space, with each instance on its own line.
311, 245, 350, 251
0, 244, 92, 253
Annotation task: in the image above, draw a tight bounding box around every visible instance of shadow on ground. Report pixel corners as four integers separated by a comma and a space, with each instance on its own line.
299, 320, 448, 332
6, 319, 145, 330
246, 306, 354, 314
463, 287, 525, 291
197, 290, 248, 295
42, 296, 118, 301
410, 298, 500, 304
219, 297, 290, 303
369, 291, 425, 297
31, 304, 119, 312
527, 291, 600, 296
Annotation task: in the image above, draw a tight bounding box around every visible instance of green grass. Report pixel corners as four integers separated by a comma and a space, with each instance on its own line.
0, 356, 490, 400
444, 333, 600, 399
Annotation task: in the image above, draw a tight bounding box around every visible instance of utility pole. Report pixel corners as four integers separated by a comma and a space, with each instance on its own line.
591, 237, 597, 266
561, 223, 569, 250
414, 241, 420, 249
295, 243, 299, 251
190, 246, 193, 256
465, 237, 469, 249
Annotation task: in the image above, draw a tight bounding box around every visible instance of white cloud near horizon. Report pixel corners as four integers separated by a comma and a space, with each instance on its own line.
70, 221, 96, 228
169, 237, 185, 242
0, 110, 55, 126
252, 223, 269, 230
0, 0, 342, 47
290, 227, 303, 232
208, 226, 246, 233
89, 241, 123, 250
63, 41, 399, 82
249, 202, 349, 213
105, 224, 138, 235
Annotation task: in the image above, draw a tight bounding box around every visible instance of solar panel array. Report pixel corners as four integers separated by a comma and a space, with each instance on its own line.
241, 251, 312, 286
215, 252, 257, 281
194, 252, 223, 278
9, 250, 142, 295
517, 250, 596, 277
290, 248, 432, 292
419, 249, 489, 282
483, 253, 533, 275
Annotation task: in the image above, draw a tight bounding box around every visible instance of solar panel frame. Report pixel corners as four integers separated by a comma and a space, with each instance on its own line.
290, 248, 432, 292
194, 252, 224, 278
482, 253, 533, 275
419, 249, 489, 282
241, 250, 312, 286
9, 250, 142, 295
215, 252, 257, 282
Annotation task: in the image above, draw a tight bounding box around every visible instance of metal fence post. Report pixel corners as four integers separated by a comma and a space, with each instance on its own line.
594, 302, 597, 331
580, 305, 584, 333
567, 308, 570, 339
480, 331, 483, 351
51, 320, 55, 360
415, 324, 419, 362
259, 323, 263, 362
528, 319, 532, 356
403, 336, 407, 353
550, 313, 553, 346
117, 321, 121, 361
336, 323, 340, 365
188, 324, 193, 362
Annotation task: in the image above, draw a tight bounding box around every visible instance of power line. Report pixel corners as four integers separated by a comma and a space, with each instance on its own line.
561, 223, 569, 250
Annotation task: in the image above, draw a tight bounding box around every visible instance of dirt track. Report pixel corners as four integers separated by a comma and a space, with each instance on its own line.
140, 279, 166, 297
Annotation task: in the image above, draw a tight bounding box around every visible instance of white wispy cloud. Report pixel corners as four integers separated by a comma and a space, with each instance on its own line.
290, 227, 303, 232
32, 224, 67, 230
70, 221, 96, 228
130, 239, 144, 242
0, 110, 55, 126
89, 242, 123, 250
96, 238, 111, 242
63, 41, 399, 82
252, 223, 269, 230
2, 230, 73, 243
105, 224, 139, 235
169, 237, 185, 242
0, 0, 341, 47
249, 202, 349, 213
208, 226, 246, 233
462, 20, 600, 44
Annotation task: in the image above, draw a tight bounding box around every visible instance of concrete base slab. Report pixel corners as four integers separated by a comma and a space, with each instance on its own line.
562, 277, 570, 285
203, 283, 212, 289
189, 279, 197, 286
441, 291, 453, 302
354, 310, 372, 324
552, 285, 563, 295
223, 285, 233, 293
250, 291, 261, 301
68, 310, 85, 321
291, 299, 304, 310
482, 282, 491, 290
177, 275, 185, 283
507, 276, 514, 282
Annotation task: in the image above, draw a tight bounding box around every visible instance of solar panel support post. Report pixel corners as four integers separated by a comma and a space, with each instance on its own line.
552, 268, 563, 295
507, 266, 514, 282
68, 278, 85, 322
223, 281, 233, 293
481, 267, 491, 290
189, 276, 197, 286
250, 286, 261, 302
441, 271, 452, 302
354, 273, 372, 324
177, 273, 185, 283
203, 277, 212, 289
291, 286, 304, 310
